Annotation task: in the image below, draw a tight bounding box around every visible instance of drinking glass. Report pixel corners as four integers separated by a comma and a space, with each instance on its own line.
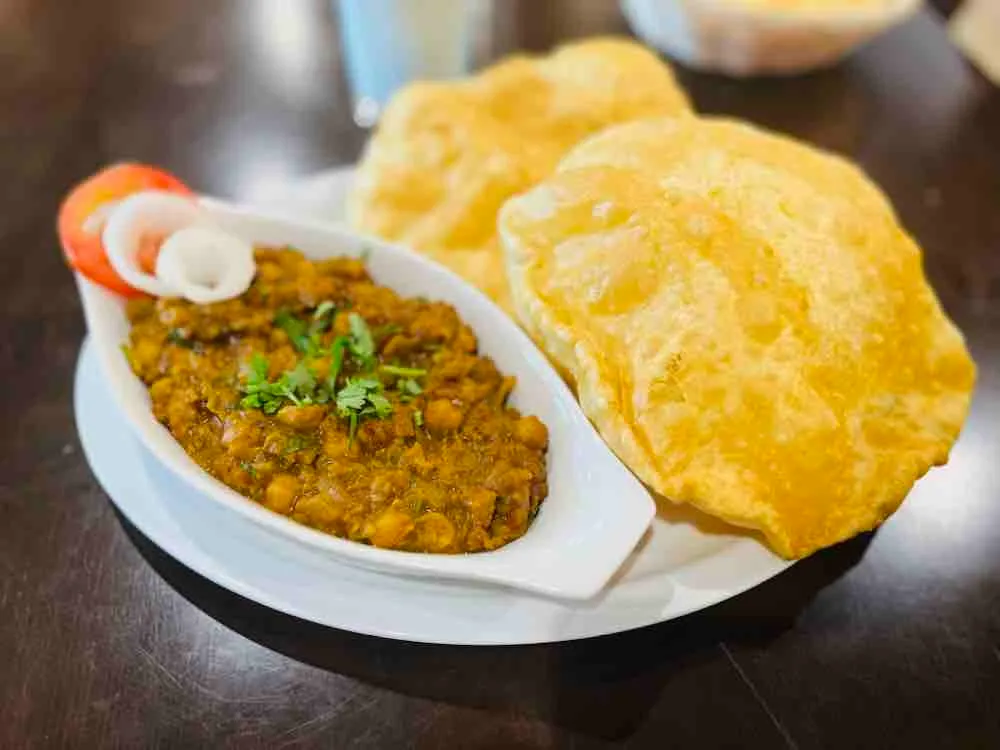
336, 0, 482, 127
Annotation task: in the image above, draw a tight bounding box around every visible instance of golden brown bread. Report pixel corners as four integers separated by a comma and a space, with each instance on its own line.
348, 38, 692, 312
499, 116, 975, 558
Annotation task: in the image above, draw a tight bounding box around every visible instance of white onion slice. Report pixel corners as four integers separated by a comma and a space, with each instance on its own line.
102, 191, 205, 297
155, 226, 256, 304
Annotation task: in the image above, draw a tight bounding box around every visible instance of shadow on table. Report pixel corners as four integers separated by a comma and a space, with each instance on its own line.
115, 506, 870, 741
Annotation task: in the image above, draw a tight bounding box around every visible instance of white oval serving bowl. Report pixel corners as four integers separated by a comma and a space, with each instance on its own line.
622, 0, 920, 77
76, 197, 656, 600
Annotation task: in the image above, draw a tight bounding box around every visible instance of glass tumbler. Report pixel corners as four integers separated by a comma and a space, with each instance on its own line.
336, 0, 482, 127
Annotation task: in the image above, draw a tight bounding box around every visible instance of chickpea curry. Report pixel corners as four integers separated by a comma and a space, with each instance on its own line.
124, 248, 549, 553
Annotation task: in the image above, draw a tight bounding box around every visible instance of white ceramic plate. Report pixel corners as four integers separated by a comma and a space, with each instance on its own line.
73, 167, 791, 645
77, 198, 655, 600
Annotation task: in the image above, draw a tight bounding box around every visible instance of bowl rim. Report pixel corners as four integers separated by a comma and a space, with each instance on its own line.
76, 197, 656, 600
630, 0, 921, 27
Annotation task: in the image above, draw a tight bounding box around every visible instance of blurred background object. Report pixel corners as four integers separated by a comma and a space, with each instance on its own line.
621, 0, 921, 76
336, 0, 490, 126
949, 0, 1000, 84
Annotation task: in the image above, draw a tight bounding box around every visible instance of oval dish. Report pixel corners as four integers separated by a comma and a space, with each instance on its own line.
76, 197, 655, 600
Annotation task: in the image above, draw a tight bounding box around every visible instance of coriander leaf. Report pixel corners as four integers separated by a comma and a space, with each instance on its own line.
275, 310, 318, 356
335, 379, 371, 413
241, 353, 322, 414
335, 376, 393, 442
278, 386, 304, 407
397, 377, 422, 402
412, 409, 424, 428
276, 362, 318, 406
310, 301, 337, 341
240, 354, 286, 415
347, 312, 376, 370
368, 391, 392, 418
313, 301, 336, 322
240, 393, 262, 409
283, 361, 316, 393
248, 353, 270, 386
167, 328, 195, 348
379, 364, 426, 378
326, 336, 349, 393
262, 399, 282, 415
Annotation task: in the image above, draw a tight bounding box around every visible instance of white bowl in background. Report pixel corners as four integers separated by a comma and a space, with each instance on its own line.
622, 0, 921, 77
76, 198, 655, 600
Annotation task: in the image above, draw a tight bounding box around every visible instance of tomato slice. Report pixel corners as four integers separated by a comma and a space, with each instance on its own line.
58, 163, 193, 296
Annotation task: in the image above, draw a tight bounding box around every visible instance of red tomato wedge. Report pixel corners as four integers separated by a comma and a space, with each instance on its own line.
58, 163, 193, 296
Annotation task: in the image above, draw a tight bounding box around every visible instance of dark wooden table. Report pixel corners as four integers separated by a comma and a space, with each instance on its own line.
3, 1, 999, 747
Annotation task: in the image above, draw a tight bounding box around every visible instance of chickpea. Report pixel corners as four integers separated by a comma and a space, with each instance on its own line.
264, 474, 299, 514
357, 419, 396, 450
292, 494, 341, 528
276, 404, 326, 430
413, 512, 456, 552
514, 415, 548, 450
148, 377, 174, 401
424, 399, 464, 435
256, 261, 284, 282
322, 432, 352, 459
411, 308, 455, 342
401, 443, 434, 477
463, 487, 497, 528
392, 408, 415, 439
453, 326, 477, 353
369, 471, 406, 504
131, 338, 161, 370
369, 508, 415, 549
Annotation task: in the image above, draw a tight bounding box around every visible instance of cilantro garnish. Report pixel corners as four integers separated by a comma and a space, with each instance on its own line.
249, 352, 269, 380
379, 364, 426, 378
241, 310, 406, 441
336, 377, 393, 442
326, 335, 349, 394
239, 354, 320, 414
412, 408, 424, 428
334, 377, 377, 412
398, 377, 422, 402
275, 301, 337, 357
378, 365, 424, 402
313, 301, 336, 324
347, 312, 376, 370
275, 310, 314, 355
166, 328, 195, 348
277, 361, 316, 406
240, 354, 281, 414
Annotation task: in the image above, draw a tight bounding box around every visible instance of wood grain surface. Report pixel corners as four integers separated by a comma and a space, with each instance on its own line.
2, 1, 998, 748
